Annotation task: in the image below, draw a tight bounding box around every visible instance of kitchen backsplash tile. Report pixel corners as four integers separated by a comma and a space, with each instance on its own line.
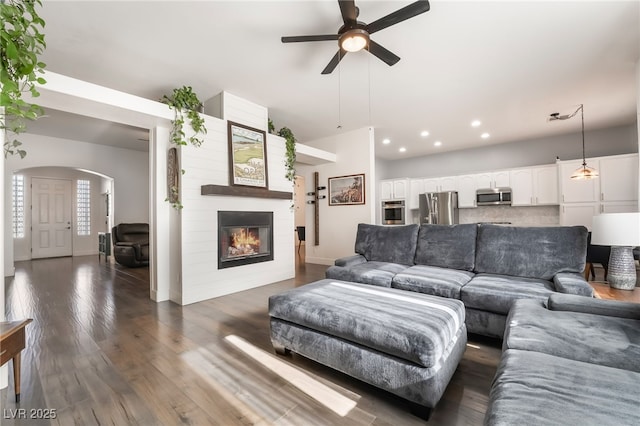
459, 205, 560, 227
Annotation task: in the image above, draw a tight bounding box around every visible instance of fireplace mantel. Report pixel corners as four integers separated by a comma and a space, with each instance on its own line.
201, 185, 292, 200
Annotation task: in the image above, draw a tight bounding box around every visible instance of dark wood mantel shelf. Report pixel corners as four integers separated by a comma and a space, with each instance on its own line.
201, 184, 292, 200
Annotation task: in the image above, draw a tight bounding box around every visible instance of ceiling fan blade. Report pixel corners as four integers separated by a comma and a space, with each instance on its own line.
338, 0, 358, 25
321, 49, 348, 75
366, 0, 430, 34
282, 34, 339, 43
368, 40, 400, 66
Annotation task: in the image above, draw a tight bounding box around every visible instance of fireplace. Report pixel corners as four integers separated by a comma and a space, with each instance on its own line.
218, 211, 273, 269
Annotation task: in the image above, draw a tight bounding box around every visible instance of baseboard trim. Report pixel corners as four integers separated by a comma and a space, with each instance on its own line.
304, 256, 334, 266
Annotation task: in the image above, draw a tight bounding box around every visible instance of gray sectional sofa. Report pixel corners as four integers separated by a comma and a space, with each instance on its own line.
326, 223, 593, 338
485, 293, 640, 425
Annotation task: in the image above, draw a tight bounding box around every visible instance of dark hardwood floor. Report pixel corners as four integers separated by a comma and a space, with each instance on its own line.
2, 251, 503, 425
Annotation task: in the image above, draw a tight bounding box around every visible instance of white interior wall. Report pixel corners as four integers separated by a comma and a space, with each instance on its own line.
12, 167, 109, 260
178, 92, 295, 305
299, 127, 376, 265
4, 134, 149, 275
380, 123, 638, 180
1, 71, 177, 309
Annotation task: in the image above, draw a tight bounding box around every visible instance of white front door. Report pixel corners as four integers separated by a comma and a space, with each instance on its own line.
31, 178, 73, 258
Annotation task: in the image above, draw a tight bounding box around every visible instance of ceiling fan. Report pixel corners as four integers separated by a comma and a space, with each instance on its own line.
281, 0, 431, 74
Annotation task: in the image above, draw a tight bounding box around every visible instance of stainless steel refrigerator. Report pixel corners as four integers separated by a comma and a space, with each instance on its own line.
419, 191, 459, 225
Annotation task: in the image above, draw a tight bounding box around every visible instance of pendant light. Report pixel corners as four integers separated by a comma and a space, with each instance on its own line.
570, 104, 598, 180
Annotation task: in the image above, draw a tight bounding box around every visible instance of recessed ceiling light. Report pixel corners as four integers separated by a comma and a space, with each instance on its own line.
434, 141, 442, 147
420, 130, 429, 137
471, 120, 481, 127
399, 147, 407, 153
481, 133, 490, 139
382, 138, 391, 145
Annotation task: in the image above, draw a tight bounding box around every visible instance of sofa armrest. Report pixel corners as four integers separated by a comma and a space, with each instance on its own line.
552, 272, 593, 297
547, 293, 640, 320
334, 254, 367, 267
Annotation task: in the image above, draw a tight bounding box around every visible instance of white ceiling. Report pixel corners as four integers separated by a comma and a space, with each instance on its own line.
27, 0, 639, 160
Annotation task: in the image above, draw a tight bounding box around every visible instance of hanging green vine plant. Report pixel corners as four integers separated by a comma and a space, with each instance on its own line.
161, 86, 207, 210
277, 126, 296, 182
161, 85, 207, 147
1, 0, 47, 159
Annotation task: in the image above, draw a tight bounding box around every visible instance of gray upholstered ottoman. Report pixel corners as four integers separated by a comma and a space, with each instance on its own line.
269, 279, 467, 419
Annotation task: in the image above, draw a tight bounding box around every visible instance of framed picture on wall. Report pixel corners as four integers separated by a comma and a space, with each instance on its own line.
328, 173, 365, 206
227, 121, 268, 189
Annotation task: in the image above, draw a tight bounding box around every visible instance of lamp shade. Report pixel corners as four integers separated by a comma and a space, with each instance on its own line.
591, 213, 640, 246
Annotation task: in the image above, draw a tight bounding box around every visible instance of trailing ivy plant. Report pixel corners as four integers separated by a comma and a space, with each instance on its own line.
277, 126, 296, 182
165, 168, 185, 210
1, 0, 47, 159
161, 85, 207, 147
160, 86, 206, 210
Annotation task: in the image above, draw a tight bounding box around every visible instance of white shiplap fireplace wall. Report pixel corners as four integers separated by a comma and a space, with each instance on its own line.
177, 92, 294, 305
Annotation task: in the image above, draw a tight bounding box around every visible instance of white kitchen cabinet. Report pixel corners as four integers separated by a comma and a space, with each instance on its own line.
511, 165, 559, 206
423, 176, 457, 193
380, 181, 393, 200
558, 154, 638, 228
409, 177, 458, 210
560, 203, 600, 230
380, 179, 408, 200
394, 180, 407, 199
422, 178, 440, 194
601, 201, 638, 214
493, 171, 511, 188
534, 165, 559, 205
475, 171, 510, 189
599, 155, 638, 202
510, 166, 559, 206
408, 179, 424, 210
510, 169, 534, 206
559, 160, 600, 203
457, 175, 478, 208
439, 176, 457, 191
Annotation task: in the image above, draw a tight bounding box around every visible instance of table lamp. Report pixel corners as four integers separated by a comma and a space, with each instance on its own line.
591, 212, 640, 290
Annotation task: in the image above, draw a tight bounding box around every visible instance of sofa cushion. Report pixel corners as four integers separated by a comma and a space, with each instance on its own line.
504, 299, 640, 373
474, 224, 587, 280
269, 279, 466, 369
354, 223, 419, 265
392, 265, 474, 299
414, 224, 477, 271
461, 274, 555, 315
485, 349, 640, 425
326, 261, 409, 287
548, 293, 640, 319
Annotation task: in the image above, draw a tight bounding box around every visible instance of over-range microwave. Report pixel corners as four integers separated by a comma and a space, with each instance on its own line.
476, 188, 512, 206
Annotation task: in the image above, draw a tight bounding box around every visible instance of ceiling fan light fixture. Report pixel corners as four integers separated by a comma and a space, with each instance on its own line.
339, 29, 369, 52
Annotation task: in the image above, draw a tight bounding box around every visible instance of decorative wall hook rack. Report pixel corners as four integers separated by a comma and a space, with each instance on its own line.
313, 172, 320, 245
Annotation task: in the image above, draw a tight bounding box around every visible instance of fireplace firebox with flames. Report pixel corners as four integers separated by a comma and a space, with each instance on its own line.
218, 211, 273, 269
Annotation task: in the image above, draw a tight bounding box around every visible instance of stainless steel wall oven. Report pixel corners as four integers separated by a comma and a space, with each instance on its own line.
382, 200, 405, 225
